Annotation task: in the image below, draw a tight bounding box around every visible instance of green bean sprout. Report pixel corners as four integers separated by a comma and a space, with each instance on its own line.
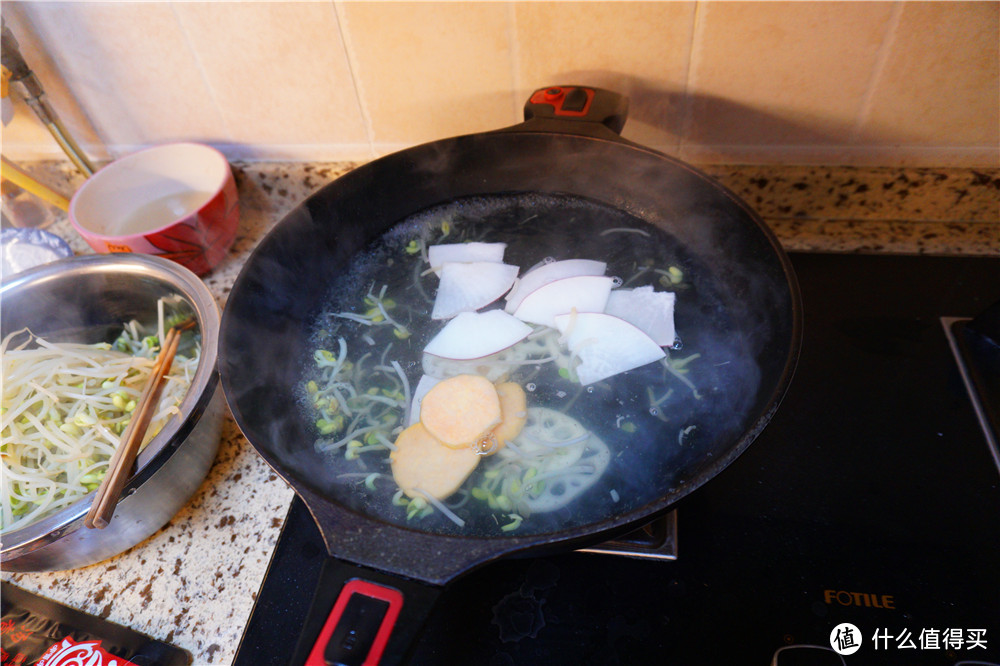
310, 337, 408, 460
303, 195, 720, 535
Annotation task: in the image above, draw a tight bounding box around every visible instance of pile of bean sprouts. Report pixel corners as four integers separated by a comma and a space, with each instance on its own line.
1, 322, 199, 533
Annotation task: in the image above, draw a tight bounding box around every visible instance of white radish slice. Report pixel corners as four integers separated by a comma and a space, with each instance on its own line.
422, 330, 545, 382
408, 374, 442, 425
553, 312, 666, 385
422, 352, 512, 383
504, 259, 607, 313
604, 286, 677, 347
424, 310, 533, 360
512, 275, 614, 327
431, 262, 519, 320
428, 242, 507, 271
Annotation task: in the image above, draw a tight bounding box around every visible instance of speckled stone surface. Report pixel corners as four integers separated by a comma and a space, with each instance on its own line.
702, 165, 1000, 255
2, 160, 997, 666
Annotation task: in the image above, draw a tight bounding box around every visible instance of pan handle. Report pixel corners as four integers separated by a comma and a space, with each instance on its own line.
516, 85, 630, 139
295, 558, 442, 666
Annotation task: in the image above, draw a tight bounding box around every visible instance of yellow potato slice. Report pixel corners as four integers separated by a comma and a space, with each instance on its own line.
491, 382, 527, 451
420, 374, 501, 448
390, 422, 481, 499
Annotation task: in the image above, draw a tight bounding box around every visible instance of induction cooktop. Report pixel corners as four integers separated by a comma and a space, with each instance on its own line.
235, 252, 1000, 666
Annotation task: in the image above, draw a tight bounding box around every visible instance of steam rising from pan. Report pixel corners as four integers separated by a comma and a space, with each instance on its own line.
219, 126, 798, 569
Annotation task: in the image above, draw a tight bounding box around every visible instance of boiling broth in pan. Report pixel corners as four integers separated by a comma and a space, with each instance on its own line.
301, 193, 761, 537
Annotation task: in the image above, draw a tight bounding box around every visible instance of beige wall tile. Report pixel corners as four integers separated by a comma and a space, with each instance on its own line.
3, 0, 998, 167
858, 2, 999, 147
8, 2, 226, 154
340, 1, 515, 148
173, 2, 367, 156
3, 96, 59, 157
687, 1, 894, 147
515, 1, 696, 151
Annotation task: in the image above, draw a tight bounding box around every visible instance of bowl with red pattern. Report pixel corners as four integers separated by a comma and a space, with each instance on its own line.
69, 142, 239, 276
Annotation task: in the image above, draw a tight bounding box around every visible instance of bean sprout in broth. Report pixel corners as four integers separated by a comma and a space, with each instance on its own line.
301, 193, 755, 537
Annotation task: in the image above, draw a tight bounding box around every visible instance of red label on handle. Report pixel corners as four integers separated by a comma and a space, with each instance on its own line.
305, 579, 404, 666
529, 86, 594, 117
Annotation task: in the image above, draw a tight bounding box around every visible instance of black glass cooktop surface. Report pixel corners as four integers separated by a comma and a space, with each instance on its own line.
235, 252, 1000, 666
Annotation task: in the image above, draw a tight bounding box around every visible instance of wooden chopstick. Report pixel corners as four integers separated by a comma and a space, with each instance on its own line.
85, 319, 194, 529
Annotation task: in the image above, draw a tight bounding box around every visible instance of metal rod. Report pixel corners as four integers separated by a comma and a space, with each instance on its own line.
2, 19, 95, 176
44, 115, 95, 177
0, 155, 71, 211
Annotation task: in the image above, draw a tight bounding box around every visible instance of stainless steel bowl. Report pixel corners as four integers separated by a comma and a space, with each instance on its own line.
1, 254, 222, 571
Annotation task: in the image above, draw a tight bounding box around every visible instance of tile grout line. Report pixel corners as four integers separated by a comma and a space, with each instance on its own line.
331, 0, 376, 159
678, 0, 707, 159
168, 2, 233, 146
506, 1, 523, 124
850, 0, 905, 144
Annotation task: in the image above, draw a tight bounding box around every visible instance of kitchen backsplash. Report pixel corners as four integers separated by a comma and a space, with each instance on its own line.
2, 1, 997, 167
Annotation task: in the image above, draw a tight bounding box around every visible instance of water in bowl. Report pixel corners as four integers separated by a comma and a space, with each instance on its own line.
112, 191, 213, 236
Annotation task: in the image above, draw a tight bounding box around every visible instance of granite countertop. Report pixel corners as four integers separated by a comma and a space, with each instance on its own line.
2, 160, 997, 665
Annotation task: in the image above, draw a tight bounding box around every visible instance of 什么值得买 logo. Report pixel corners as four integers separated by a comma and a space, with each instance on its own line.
830, 622, 862, 655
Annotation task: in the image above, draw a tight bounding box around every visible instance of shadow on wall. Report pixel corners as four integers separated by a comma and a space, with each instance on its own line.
547, 71, 921, 156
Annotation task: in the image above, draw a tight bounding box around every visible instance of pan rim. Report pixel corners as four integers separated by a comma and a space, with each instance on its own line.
219, 128, 803, 583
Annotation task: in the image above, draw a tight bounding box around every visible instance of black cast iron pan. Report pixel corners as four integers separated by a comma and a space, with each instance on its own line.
220, 87, 801, 664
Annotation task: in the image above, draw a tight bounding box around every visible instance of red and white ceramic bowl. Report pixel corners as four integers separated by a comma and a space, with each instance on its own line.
69, 142, 239, 276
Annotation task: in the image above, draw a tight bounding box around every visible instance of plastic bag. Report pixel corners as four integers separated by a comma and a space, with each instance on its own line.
1, 582, 190, 666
